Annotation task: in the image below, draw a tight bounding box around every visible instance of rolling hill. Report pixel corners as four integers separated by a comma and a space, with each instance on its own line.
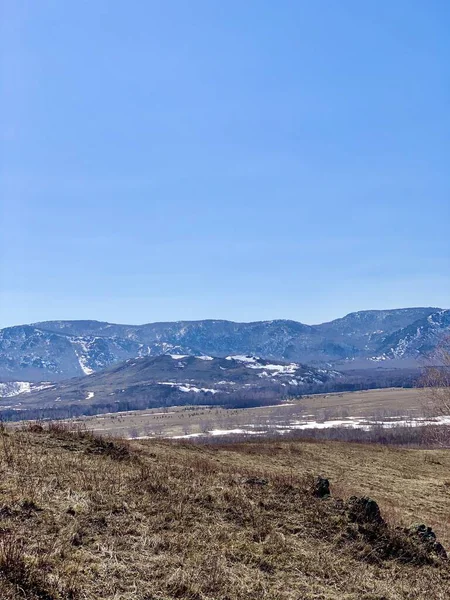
0, 354, 342, 418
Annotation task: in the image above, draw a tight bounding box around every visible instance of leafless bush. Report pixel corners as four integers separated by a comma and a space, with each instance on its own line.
421, 336, 450, 416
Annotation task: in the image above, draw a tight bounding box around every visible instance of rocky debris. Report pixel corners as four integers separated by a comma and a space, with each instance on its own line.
347, 496, 384, 525
313, 476, 330, 498
342, 500, 448, 564
406, 524, 447, 559
308, 480, 448, 565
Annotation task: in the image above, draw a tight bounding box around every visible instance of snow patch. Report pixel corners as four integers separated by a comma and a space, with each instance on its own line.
178, 385, 218, 394
157, 382, 219, 394
70, 339, 95, 375
226, 355, 258, 363
248, 362, 298, 375
209, 428, 265, 436
0, 381, 31, 397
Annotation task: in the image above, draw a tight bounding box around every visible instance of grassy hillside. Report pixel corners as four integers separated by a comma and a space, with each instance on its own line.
0, 424, 449, 599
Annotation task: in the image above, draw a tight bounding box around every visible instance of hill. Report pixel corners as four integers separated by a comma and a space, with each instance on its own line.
0, 355, 342, 419
0, 424, 449, 599
1, 307, 448, 382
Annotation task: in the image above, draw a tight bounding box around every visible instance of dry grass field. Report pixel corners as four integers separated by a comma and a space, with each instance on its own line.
54, 387, 426, 440
0, 421, 449, 599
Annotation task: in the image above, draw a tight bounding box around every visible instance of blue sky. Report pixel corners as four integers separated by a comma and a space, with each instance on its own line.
1, 1, 449, 328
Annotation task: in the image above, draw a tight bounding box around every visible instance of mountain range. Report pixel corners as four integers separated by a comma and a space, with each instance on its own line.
0, 307, 448, 383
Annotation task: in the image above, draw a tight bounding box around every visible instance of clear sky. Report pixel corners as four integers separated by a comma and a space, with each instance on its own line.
1, 1, 449, 328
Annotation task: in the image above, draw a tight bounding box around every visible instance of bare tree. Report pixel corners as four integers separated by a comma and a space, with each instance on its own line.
421, 337, 450, 416
129, 427, 139, 439
199, 420, 210, 434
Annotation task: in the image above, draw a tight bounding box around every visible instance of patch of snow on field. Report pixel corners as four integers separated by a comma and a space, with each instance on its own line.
196, 355, 214, 360
164, 414, 450, 441
166, 428, 267, 440
170, 354, 188, 360
209, 428, 265, 436
85, 392, 94, 400
289, 419, 366, 430
284, 415, 450, 431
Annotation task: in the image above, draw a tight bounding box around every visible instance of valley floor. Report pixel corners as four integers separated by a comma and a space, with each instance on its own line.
0, 424, 449, 599
53, 387, 427, 440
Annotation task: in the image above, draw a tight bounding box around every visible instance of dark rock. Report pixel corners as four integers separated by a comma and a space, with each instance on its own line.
406, 523, 447, 559
434, 542, 447, 559
0, 505, 13, 518
71, 531, 83, 547
244, 477, 268, 486
314, 476, 330, 498
347, 496, 384, 525
407, 523, 436, 542
20, 499, 40, 512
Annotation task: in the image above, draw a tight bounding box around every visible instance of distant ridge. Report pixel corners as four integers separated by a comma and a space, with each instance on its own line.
0, 307, 448, 381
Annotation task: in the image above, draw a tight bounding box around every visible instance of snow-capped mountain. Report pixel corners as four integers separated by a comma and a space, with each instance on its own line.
0, 307, 447, 383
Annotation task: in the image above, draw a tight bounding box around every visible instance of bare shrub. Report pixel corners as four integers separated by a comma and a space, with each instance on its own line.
23, 421, 45, 433
421, 336, 450, 416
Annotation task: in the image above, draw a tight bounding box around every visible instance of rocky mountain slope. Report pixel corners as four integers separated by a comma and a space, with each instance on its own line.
375, 310, 450, 360
0, 354, 342, 417
0, 307, 448, 382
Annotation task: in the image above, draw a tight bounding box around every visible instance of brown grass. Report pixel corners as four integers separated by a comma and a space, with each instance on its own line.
0, 422, 449, 599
